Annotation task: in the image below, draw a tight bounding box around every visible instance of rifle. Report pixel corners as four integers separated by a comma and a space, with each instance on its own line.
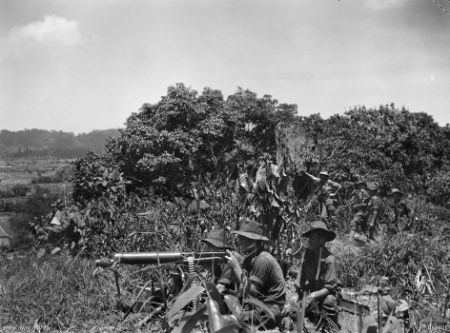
95, 251, 227, 268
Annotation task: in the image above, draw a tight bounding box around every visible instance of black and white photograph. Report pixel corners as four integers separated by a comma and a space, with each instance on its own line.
1, 1, 450, 332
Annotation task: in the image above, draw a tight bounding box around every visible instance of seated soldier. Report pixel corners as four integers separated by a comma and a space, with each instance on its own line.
225, 219, 286, 329
201, 229, 242, 293
289, 221, 340, 331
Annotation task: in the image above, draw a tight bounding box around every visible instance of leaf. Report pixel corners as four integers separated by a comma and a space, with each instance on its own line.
270, 198, 280, 208
207, 297, 226, 332
239, 173, 250, 192
214, 323, 240, 333
270, 163, 280, 178
135, 306, 163, 329
180, 304, 207, 333
167, 285, 204, 320
199, 200, 210, 210
36, 248, 46, 259
205, 281, 226, 313
223, 295, 245, 321
244, 296, 275, 321
255, 164, 267, 192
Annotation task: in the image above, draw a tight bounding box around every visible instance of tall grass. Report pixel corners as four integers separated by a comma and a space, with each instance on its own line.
0, 251, 118, 330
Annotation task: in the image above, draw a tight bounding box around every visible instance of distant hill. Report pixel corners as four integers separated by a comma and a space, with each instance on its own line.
0, 129, 121, 158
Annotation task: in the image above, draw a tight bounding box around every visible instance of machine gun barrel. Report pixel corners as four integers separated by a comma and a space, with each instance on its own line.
95, 251, 227, 267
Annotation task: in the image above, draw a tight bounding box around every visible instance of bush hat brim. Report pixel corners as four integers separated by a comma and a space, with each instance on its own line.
301, 221, 336, 241
231, 219, 269, 241
201, 238, 226, 249
231, 230, 269, 241
390, 188, 403, 196
201, 229, 228, 249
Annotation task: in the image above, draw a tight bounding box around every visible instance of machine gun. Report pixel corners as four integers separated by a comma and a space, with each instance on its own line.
95, 251, 227, 268
95, 251, 228, 314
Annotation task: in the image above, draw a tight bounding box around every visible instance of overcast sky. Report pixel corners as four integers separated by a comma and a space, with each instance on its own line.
1, 0, 449, 133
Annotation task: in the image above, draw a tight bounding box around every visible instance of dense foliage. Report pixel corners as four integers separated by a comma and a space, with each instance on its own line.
105, 84, 296, 197
50, 83, 450, 262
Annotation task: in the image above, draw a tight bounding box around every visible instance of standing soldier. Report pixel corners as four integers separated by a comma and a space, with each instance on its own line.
350, 203, 369, 239
350, 182, 383, 240
389, 188, 411, 233
366, 182, 383, 240
305, 171, 342, 225
350, 180, 370, 206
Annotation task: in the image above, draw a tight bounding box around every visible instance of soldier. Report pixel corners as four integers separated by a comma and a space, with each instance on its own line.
389, 188, 411, 233
201, 229, 243, 293
291, 221, 340, 331
305, 171, 342, 224
350, 202, 369, 239
225, 219, 286, 328
366, 182, 383, 240
351, 180, 370, 206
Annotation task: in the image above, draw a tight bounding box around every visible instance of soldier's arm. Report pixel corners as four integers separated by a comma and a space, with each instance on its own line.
248, 255, 271, 297
327, 179, 342, 192
225, 250, 244, 285
369, 197, 382, 225
308, 288, 330, 304
304, 171, 320, 183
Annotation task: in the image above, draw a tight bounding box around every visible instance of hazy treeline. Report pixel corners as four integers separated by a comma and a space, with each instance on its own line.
0, 129, 121, 158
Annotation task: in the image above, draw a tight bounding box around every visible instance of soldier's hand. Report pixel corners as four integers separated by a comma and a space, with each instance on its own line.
216, 283, 226, 294
225, 250, 240, 270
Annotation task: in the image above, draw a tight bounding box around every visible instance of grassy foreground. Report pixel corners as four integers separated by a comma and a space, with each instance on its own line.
0, 251, 121, 332
1, 231, 449, 332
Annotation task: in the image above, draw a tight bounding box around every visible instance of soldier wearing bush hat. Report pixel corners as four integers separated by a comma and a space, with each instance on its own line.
201, 229, 242, 293
390, 188, 403, 197
226, 219, 286, 328
290, 220, 340, 330
201, 229, 230, 249
389, 188, 411, 233
366, 182, 382, 240
304, 171, 342, 224
319, 170, 329, 177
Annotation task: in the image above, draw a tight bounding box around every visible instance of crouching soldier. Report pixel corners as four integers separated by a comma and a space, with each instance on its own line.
286, 221, 340, 331
201, 229, 242, 293
225, 219, 286, 329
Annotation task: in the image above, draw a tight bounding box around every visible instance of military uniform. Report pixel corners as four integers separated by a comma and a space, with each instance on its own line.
350, 195, 382, 238
214, 252, 243, 289
390, 189, 411, 232
366, 195, 383, 239
289, 221, 340, 331
229, 220, 286, 329
295, 246, 340, 326
243, 250, 286, 319
202, 229, 243, 291
307, 172, 341, 225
